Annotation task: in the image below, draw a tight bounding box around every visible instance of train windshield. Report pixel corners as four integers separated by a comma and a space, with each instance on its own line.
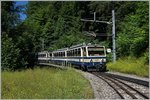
88, 47, 105, 56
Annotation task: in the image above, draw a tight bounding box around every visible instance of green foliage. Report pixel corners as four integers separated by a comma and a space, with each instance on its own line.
1, 1, 21, 34
2, 34, 26, 71
2, 67, 93, 99
1, 1, 28, 71
117, 2, 148, 57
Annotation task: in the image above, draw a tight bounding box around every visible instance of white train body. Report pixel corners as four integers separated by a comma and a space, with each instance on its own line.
38, 43, 107, 71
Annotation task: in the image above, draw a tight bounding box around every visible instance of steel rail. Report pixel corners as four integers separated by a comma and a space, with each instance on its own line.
104, 73, 149, 87
93, 72, 124, 99
93, 72, 139, 99
111, 77, 149, 99
102, 74, 138, 99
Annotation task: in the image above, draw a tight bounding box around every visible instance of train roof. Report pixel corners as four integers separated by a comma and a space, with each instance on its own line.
38, 51, 49, 54
52, 43, 105, 52
69, 43, 104, 49
52, 47, 68, 53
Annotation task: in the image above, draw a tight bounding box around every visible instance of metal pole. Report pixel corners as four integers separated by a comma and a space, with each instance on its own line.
94, 12, 96, 21
42, 39, 44, 51
112, 10, 116, 63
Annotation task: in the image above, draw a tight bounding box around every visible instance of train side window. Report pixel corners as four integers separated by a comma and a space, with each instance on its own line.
72, 50, 75, 56
77, 48, 80, 56
76, 50, 77, 56
70, 50, 72, 56
74, 49, 76, 56
68, 51, 70, 57
72, 50, 74, 57
67, 51, 69, 57
62, 52, 63, 57
83, 47, 86, 56
72, 50, 74, 56
67, 51, 70, 57
69, 51, 71, 57
67, 51, 68, 57
75, 49, 77, 56
69, 51, 70, 57
63, 52, 65, 57
70, 51, 72, 56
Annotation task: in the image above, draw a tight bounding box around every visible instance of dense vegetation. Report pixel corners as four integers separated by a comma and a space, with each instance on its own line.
2, 67, 93, 99
2, 1, 149, 71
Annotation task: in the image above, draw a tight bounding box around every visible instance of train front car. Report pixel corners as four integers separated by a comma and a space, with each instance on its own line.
85, 45, 106, 72
67, 43, 107, 72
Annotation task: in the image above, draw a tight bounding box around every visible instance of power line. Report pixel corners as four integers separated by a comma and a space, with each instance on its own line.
81, 10, 116, 63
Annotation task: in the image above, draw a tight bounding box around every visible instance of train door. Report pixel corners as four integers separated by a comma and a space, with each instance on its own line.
81, 47, 87, 71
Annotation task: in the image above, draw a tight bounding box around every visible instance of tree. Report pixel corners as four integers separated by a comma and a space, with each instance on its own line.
1, 1, 27, 71
117, 2, 148, 58
2, 34, 26, 71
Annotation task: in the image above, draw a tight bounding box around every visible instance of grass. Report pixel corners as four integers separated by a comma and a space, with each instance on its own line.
2, 67, 93, 99
107, 57, 149, 77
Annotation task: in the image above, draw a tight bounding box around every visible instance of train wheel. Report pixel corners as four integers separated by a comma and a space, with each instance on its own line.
99, 66, 106, 72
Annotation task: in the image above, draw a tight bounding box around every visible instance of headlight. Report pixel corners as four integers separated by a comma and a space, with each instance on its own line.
102, 59, 106, 62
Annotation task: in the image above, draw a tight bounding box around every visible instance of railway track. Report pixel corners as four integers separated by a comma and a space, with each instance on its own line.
104, 72, 149, 87
92, 72, 149, 99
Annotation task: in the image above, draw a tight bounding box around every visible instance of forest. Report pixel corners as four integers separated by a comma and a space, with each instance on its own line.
1, 1, 149, 71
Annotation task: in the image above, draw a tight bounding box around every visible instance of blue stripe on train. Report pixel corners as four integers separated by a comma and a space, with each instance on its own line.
68, 61, 104, 67
67, 56, 106, 59
51, 56, 106, 59
49, 59, 104, 68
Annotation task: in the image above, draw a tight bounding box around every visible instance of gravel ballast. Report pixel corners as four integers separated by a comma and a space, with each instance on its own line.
76, 70, 121, 99
76, 70, 149, 99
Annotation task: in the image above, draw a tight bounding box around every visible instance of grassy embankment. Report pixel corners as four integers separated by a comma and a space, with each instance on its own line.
2, 67, 93, 99
107, 57, 149, 77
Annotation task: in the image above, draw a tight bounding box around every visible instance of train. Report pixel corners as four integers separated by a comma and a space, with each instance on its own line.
37, 43, 110, 72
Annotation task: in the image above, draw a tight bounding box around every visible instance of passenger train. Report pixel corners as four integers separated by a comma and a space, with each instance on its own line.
38, 43, 109, 72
